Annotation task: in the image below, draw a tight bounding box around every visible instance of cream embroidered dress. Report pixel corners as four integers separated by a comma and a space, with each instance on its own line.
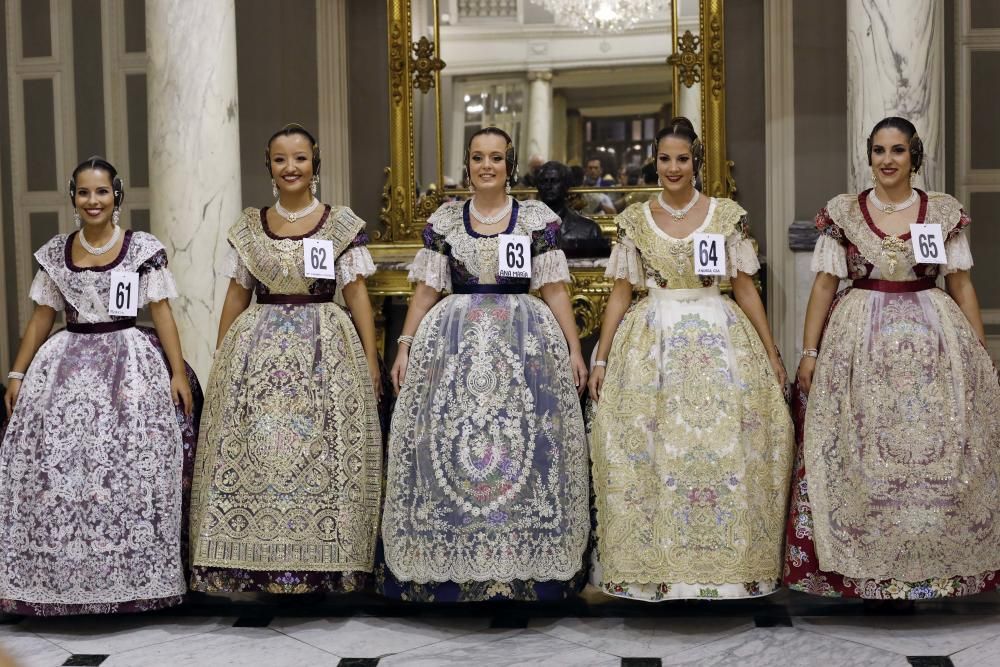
0, 231, 202, 615
189, 205, 382, 594
379, 199, 590, 602
590, 198, 794, 601
784, 190, 1000, 599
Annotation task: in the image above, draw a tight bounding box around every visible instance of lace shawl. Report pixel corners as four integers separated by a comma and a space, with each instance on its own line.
32, 231, 177, 322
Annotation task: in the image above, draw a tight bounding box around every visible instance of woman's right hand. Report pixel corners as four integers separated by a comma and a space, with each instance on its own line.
796, 356, 816, 395
390, 346, 409, 396
588, 365, 606, 402
4, 379, 21, 415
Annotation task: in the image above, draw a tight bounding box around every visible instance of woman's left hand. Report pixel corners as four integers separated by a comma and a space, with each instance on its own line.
768, 350, 787, 387
171, 373, 193, 416
570, 350, 588, 396
368, 356, 383, 400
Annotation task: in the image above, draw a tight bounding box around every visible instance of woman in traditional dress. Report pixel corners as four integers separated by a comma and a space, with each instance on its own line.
785, 117, 1000, 600
189, 124, 383, 595
587, 118, 793, 601
0, 157, 201, 615
380, 127, 590, 602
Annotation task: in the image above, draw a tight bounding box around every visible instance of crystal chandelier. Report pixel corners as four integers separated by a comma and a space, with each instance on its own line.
529, 0, 662, 33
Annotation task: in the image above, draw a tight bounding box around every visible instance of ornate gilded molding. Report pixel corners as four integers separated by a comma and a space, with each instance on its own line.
411, 36, 445, 94
699, 0, 732, 198
667, 31, 702, 88
388, 21, 407, 106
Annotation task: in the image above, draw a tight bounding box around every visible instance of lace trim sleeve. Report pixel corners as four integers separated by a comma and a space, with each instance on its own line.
335, 246, 377, 285
408, 247, 452, 292
605, 238, 644, 285
530, 248, 571, 290
942, 229, 974, 275
726, 236, 761, 278
28, 270, 64, 311
810, 234, 849, 278
140, 267, 179, 306
221, 245, 256, 290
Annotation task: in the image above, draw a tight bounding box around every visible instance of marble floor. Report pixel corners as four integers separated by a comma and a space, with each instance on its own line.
2, 589, 1000, 667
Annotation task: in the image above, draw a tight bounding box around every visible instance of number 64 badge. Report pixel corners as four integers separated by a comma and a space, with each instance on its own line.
692, 233, 727, 276
108, 270, 140, 317
910, 224, 948, 265
303, 238, 338, 279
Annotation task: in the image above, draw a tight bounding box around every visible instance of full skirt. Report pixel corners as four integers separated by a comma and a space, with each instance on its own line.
590, 286, 793, 601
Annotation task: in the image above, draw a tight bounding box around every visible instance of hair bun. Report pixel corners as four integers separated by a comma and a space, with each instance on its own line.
668, 116, 696, 132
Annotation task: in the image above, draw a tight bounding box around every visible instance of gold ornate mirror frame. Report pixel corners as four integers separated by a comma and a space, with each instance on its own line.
368, 0, 732, 340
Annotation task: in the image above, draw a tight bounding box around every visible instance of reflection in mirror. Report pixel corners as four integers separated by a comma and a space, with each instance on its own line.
411, 0, 702, 247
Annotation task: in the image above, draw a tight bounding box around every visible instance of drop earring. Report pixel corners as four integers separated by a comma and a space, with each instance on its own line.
271, 179, 278, 198
910, 170, 916, 185
310, 175, 319, 196
112, 207, 121, 227
871, 170, 878, 188
691, 175, 697, 187
73, 210, 81, 228
505, 182, 512, 195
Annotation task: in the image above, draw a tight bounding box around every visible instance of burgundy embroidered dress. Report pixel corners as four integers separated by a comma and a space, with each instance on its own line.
189, 205, 383, 594
379, 199, 590, 602
784, 190, 1000, 599
0, 230, 202, 616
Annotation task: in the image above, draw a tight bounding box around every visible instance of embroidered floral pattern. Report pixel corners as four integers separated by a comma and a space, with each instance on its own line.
590, 198, 793, 599
190, 206, 382, 579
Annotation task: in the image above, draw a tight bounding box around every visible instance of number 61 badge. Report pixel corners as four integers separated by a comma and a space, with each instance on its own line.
108, 270, 140, 317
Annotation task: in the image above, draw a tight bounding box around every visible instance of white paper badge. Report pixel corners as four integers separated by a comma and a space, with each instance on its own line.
692, 233, 727, 276
910, 224, 947, 264
303, 238, 338, 279
108, 270, 140, 317
498, 234, 532, 279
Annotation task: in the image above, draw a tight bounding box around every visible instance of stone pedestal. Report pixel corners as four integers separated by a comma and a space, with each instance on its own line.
846, 0, 944, 191
146, 0, 243, 380
527, 70, 553, 160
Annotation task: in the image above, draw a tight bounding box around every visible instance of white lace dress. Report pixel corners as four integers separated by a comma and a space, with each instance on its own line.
0, 230, 197, 615
379, 199, 590, 602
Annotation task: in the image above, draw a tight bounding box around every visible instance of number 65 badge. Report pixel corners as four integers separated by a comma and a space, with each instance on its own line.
910, 224, 948, 265
303, 238, 338, 279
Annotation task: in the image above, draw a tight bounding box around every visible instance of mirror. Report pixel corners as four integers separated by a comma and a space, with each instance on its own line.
375, 0, 731, 257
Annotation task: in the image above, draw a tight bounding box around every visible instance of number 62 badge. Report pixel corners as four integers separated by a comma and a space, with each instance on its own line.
303, 238, 338, 279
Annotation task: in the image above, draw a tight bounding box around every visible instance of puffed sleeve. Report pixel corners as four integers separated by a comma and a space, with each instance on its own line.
605, 230, 644, 285
335, 230, 377, 285
809, 207, 848, 278
942, 209, 974, 275
221, 244, 256, 290
408, 222, 452, 292
138, 249, 179, 306
530, 220, 571, 289
28, 269, 65, 311
726, 214, 761, 278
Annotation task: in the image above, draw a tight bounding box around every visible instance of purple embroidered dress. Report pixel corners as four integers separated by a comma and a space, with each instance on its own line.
380, 199, 590, 601
0, 230, 202, 615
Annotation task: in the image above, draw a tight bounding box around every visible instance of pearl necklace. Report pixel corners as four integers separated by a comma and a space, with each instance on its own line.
469, 195, 513, 225
657, 190, 700, 221
275, 197, 320, 222
869, 188, 917, 214
78, 225, 121, 256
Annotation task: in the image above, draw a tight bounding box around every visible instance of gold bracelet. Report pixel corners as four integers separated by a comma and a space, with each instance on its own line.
801, 348, 818, 358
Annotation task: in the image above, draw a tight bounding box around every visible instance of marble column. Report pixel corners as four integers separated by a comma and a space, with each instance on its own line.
146, 0, 242, 380
846, 0, 944, 192
527, 70, 553, 160
677, 81, 702, 137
